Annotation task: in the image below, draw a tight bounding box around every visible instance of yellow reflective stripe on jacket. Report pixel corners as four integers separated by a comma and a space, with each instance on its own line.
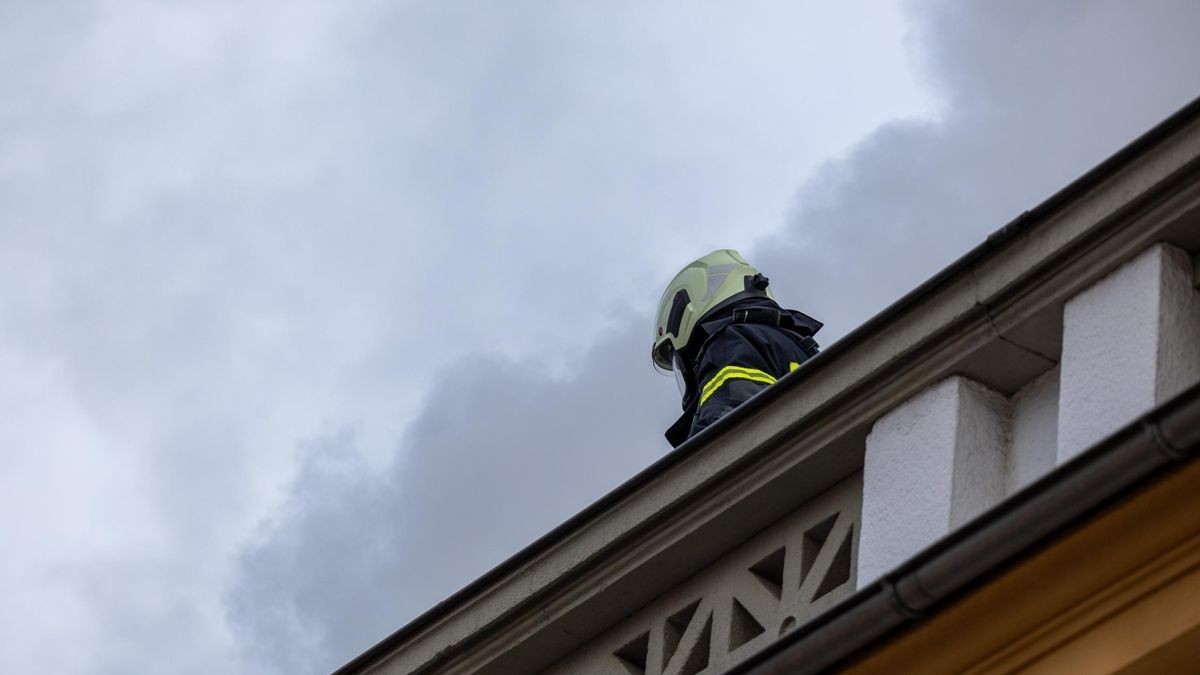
699, 366, 776, 406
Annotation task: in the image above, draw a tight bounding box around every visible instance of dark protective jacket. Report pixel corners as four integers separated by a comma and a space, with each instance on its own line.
665, 297, 822, 447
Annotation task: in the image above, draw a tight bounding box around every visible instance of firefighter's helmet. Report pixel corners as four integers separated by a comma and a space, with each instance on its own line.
652, 249, 773, 374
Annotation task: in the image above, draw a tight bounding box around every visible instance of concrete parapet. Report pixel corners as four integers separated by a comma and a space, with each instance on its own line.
858, 377, 1008, 587
542, 477, 861, 675
1059, 243, 1200, 462
1008, 367, 1060, 494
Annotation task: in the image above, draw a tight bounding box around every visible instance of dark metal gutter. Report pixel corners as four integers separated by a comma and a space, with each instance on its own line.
725, 379, 1200, 675
334, 94, 1200, 675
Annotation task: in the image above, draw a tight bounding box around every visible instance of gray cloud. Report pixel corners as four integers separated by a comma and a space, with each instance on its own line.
229, 322, 677, 673
3, 2, 926, 673
760, 0, 1200, 338
224, 1, 1200, 673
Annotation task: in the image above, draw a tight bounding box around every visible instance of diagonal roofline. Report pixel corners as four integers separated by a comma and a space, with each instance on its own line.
334, 93, 1200, 675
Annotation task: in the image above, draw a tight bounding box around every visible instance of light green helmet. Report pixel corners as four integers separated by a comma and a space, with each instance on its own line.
652, 249, 773, 370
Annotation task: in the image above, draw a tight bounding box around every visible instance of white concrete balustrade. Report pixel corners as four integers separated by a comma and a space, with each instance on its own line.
856, 243, 1200, 587
1059, 243, 1200, 461
858, 376, 1007, 586
543, 478, 862, 675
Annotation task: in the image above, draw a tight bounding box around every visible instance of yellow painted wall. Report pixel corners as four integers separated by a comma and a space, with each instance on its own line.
845, 461, 1200, 674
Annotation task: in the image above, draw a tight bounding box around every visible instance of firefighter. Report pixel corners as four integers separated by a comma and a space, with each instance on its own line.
653, 249, 822, 447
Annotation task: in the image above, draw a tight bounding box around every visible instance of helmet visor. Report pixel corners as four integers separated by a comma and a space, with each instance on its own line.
672, 352, 689, 398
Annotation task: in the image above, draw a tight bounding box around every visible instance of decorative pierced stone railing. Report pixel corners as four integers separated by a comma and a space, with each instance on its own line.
542, 475, 860, 675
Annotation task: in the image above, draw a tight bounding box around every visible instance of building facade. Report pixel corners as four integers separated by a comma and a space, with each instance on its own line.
337, 97, 1200, 675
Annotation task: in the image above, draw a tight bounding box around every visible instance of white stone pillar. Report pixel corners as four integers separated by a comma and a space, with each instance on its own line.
857, 376, 1007, 586
1058, 244, 1200, 462
1008, 367, 1059, 494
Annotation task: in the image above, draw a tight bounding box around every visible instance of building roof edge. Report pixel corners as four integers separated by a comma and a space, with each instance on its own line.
725, 380, 1200, 675
334, 93, 1200, 675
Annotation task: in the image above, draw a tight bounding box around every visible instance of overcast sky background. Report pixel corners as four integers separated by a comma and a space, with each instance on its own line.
2, 1, 1198, 674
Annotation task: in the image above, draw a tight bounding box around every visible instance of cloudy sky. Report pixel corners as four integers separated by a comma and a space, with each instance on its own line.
2, 1, 1198, 673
